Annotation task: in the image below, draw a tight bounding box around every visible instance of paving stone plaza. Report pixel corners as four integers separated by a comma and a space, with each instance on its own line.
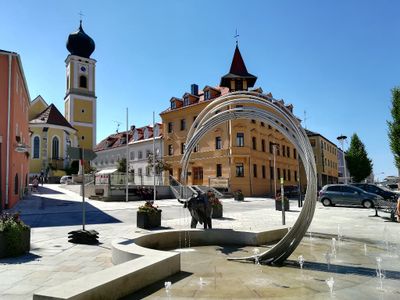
1, 184, 399, 299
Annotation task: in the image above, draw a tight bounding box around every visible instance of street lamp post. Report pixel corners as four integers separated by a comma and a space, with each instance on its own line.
337, 135, 348, 184
272, 143, 279, 199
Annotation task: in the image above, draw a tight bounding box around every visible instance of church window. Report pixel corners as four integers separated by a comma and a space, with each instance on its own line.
79, 75, 87, 88
33, 136, 40, 159
52, 137, 59, 159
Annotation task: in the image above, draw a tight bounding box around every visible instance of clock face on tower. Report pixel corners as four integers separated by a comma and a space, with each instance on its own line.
80, 66, 86, 72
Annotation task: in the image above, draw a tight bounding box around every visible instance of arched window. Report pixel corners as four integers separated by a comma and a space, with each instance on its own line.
52, 137, 59, 159
79, 75, 87, 88
33, 136, 40, 158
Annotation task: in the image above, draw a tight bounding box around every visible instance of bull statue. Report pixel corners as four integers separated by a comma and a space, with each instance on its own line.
178, 192, 212, 229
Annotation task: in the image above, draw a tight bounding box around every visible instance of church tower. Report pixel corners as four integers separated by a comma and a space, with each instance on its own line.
64, 20, 97, 149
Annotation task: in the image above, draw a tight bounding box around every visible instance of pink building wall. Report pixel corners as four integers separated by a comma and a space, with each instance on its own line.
0, 51, 30, 210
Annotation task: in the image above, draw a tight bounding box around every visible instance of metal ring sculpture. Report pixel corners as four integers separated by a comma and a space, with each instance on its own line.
180, 91, 317, 265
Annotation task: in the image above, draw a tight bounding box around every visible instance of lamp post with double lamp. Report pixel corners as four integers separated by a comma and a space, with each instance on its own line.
337, 135, 348, 184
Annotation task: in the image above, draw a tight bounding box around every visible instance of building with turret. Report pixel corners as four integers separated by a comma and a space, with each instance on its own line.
160, 45, 299, 196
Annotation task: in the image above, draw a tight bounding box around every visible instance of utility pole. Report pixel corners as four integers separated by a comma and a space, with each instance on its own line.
153, 111, 156, 203
126, 108, 129, 202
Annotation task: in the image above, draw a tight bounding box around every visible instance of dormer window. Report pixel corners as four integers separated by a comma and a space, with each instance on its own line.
171, 101, 176, 109
183, 97, 190, 106
204, 90, 210, 100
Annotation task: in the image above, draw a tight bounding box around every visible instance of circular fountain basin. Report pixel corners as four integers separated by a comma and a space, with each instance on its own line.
118, 232, 400, 299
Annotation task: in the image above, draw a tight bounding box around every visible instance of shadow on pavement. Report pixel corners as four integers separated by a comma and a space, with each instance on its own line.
0, 253, 41, 265
15, 195, 122, 228
285, 259, 400, 280
31, 186, 64, 195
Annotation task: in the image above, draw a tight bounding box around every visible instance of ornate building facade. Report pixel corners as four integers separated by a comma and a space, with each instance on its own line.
160, 45, 299, 196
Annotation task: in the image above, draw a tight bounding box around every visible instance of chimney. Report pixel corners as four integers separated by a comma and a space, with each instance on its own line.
191, 84, 198, 96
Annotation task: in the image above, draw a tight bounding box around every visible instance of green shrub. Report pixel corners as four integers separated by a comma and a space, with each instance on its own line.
0, 212, 30, 257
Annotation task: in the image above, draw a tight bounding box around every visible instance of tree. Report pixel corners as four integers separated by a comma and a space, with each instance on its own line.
345, 133, 373, 182
117, 158, 127, 173
387, 87, 400, 175
147, 153, 170, 175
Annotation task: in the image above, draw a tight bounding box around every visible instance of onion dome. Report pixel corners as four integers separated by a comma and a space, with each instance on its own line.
66, 21, 95, 58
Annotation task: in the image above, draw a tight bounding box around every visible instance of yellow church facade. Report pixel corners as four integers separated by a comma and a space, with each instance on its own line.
161, 45, 300, 196
29, 21, 97, 177
29, 96, 78, 176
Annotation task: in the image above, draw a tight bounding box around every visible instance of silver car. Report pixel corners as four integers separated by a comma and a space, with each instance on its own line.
318, 184, 383, 208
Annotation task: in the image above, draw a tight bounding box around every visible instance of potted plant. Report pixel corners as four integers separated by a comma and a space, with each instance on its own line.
211, 197, 223, 218
137, 201, 162, 229
275, 193, 290, 211
234, 190, 244, 201
0, 212, 30, 258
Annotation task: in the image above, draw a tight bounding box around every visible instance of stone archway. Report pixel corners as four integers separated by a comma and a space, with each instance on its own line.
180, 91, 318, 265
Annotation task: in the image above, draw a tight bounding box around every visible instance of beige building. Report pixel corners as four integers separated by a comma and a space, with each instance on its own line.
302, 129, 339, 189
160, 45, 299, 196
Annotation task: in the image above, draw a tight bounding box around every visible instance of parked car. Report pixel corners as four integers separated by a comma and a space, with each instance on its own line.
350, 183, 397, 202
318, 184, 383, 208
60, 176, 72, 184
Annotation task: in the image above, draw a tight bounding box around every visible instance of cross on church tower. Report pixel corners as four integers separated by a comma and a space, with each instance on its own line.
79, 11, 84, 25
234, 29, 239, 46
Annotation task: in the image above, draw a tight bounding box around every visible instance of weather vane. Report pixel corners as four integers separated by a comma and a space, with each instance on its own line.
234, 29, 239, 46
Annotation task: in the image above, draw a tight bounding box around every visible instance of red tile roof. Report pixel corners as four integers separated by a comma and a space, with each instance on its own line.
30, 104, 75, 130
94, 124, 162, 152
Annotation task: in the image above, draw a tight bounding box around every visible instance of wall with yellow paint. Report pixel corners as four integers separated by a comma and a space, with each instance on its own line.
74, 125, 93, 149
29, 100, 47, 121
73, 98, 93, 123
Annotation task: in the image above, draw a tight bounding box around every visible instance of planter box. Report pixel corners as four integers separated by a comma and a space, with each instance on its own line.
212, 205, 223, 218
275, 200, 290, 211
137, 211, 161, 229
0, 228, 30, 258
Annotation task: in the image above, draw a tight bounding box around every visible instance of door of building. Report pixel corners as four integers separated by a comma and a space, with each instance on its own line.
192, 167, 203, 185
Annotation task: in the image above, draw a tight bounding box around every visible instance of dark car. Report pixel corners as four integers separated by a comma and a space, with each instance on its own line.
284, 185, 300, 198
318, 184, 383, 208
350, 183, 397, 202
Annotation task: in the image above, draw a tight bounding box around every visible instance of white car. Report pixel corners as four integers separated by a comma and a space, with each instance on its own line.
60, 176, 73, 184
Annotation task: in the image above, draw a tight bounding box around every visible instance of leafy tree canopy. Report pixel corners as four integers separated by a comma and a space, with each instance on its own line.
387, 87, 400, 173
345, 133, 373, 182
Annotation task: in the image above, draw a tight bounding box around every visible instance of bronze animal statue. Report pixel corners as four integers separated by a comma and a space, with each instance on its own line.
178, 192, 212, 229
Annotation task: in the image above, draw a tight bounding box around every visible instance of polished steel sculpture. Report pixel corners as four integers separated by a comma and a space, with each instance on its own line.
179, 91, 317, 265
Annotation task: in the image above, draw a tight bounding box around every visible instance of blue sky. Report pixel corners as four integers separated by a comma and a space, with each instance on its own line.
1, 0, 400, 178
